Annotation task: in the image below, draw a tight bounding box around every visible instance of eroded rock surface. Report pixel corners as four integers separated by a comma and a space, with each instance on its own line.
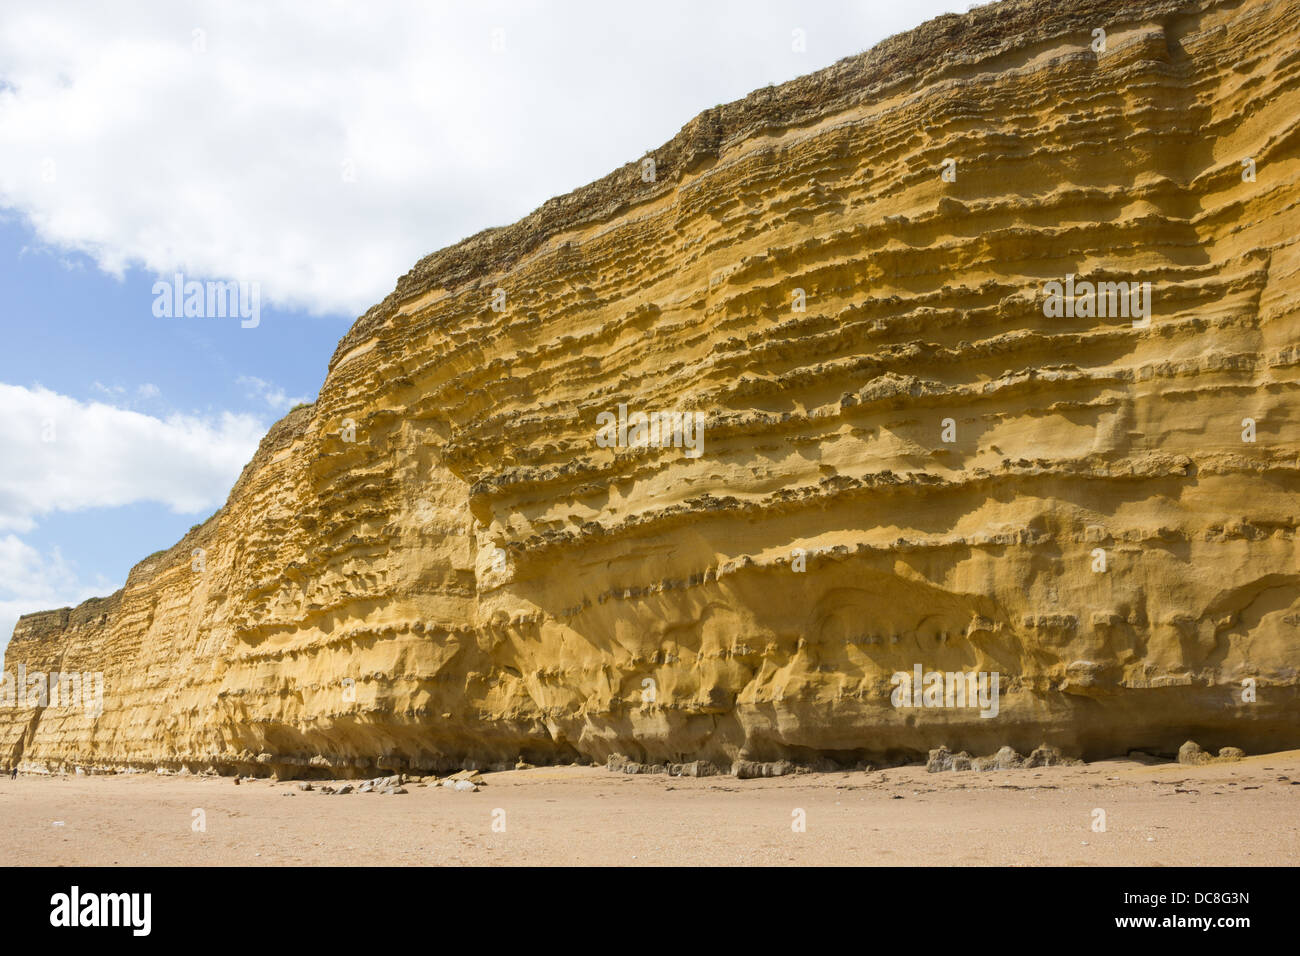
3, 0, 1300, 777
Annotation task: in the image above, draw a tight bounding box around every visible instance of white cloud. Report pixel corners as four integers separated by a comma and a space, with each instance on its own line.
0, 0, 967, 317
92, 381, 164, 407
0, 382, 265, 532
236, 375, 309, 413
0, 535, 113, 653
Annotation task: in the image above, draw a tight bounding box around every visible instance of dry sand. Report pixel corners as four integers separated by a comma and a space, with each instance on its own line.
3, 751, 1297, 866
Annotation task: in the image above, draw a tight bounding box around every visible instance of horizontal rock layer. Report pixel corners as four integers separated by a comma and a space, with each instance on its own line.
4, 0, 1300, 776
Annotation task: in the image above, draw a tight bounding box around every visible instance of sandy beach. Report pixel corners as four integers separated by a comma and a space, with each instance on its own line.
3, 750, 1297, 867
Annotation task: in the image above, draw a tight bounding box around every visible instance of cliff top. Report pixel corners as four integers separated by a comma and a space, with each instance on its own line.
328, 0, 1194, 367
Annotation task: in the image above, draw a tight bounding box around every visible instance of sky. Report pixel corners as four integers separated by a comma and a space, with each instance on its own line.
0, 0, 973, 646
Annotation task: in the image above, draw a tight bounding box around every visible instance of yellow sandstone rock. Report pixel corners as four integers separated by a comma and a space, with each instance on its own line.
3, 0, 1299, 777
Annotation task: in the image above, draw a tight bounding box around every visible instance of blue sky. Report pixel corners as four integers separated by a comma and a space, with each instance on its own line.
0, 0, 969, 644
0, 213, 347, 635
0, 211, 345, 568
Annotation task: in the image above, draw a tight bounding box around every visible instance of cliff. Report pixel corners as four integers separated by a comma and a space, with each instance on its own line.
4, 0, 1300, 777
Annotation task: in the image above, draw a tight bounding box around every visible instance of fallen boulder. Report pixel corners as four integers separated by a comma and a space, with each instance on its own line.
732, 760, 792, 779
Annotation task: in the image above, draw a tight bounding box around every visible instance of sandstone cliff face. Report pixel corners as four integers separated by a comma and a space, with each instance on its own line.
4, 0, 1299, 777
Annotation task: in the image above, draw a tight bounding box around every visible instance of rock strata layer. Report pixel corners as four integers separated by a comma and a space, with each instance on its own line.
4, 0, 1300, 777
